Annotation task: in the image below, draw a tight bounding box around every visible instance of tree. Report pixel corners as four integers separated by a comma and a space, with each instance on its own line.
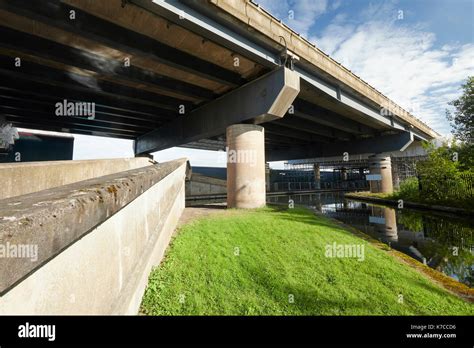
455, 141, 474, 172
416, 141, 463, 202
446, 76, 474, 143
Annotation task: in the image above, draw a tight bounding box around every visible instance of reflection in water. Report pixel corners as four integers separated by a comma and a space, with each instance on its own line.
267, 192, 474, 287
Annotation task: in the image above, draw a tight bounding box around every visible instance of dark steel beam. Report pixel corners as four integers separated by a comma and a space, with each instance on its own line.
273, 117, 353, 141
266, 131, 414, 161
0, 0, 244, 86
0, 95, 162, 129
5, 118, 138, 140
0, 73, 177, 120
179, 143, 224, 151
1, 109, 146, 135
264, 136, 308, 146
264, 123, 333, 143
0, 87, 169, 122
293, 99, 375, 135
0, 25, 216, 101
0, 54, 192, 112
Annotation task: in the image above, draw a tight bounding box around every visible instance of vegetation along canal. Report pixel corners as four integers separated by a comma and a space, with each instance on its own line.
267, 192, 474, 287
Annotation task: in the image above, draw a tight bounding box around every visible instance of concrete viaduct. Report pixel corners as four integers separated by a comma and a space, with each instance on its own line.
0, 0, 439, 208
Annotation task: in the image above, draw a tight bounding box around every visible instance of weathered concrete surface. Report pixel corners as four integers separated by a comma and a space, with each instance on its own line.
186, 173, 227, 196
135, 66, 300, 154
368, 155, 393, 194
177, 204, 228, 229
313, 164, 321, 190
226, 124, 266, 208
0, 157, 153, 200
0, 159, 187, 313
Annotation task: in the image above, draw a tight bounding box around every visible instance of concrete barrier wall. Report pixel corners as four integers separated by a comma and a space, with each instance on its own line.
186, 173, 227, 196
0, 159, 187, 314
0, 157, 153, 200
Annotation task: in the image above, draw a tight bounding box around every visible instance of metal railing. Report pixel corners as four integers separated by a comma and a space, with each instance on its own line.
270, 180, 369, 192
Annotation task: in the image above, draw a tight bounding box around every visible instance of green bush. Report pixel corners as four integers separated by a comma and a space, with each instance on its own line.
415, 142, 473, 207
387, 142, 474, 209
397, 177, 419, 201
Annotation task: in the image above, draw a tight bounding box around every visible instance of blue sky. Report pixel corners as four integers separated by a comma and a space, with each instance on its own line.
69, 0, 473, 166
260, 0, 473, 45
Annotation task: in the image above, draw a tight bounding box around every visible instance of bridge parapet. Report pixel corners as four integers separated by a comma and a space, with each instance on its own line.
0, 157, 154, 200
0, 158, 188, 314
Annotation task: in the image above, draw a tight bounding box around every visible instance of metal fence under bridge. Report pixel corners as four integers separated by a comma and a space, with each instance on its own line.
269, 166, 369, 192
271, 180, 368, 192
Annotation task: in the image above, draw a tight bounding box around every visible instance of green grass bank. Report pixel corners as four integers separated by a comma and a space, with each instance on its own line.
140, 207, 473, 315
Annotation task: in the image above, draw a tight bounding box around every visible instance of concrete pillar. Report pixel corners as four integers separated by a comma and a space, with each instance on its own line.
392, 162, 400, 190
265, 162, 271, 192
375, 207, 398, 243
368, 155, 393, 194
313, 163, 321, 189
340, 167, 348, 189
226, 124, 266, 208
341, 167, 348, 181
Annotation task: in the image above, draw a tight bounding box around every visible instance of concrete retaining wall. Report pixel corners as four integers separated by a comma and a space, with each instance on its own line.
186, 173, 227, 196
0, 158, 187, 314
0, 157, 153, 200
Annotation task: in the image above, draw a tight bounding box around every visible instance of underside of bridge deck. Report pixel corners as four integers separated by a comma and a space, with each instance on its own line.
0, 0, 440, 204
0, 0, 437, 152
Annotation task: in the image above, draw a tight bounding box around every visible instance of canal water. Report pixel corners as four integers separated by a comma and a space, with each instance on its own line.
267, 192, 474, 288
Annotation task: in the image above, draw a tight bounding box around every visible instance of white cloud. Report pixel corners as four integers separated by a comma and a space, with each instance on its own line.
331, 0, 342, 11
311, 5, 474, 135
256, 0, 328, 37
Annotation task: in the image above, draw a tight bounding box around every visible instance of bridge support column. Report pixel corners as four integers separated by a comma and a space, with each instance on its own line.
341, 167, 348, 181
392, 162, 400, 190
313, 163, 321, 189
226, 124, 266, 209
369, 155, 393, 194
265, 162, 271, 192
